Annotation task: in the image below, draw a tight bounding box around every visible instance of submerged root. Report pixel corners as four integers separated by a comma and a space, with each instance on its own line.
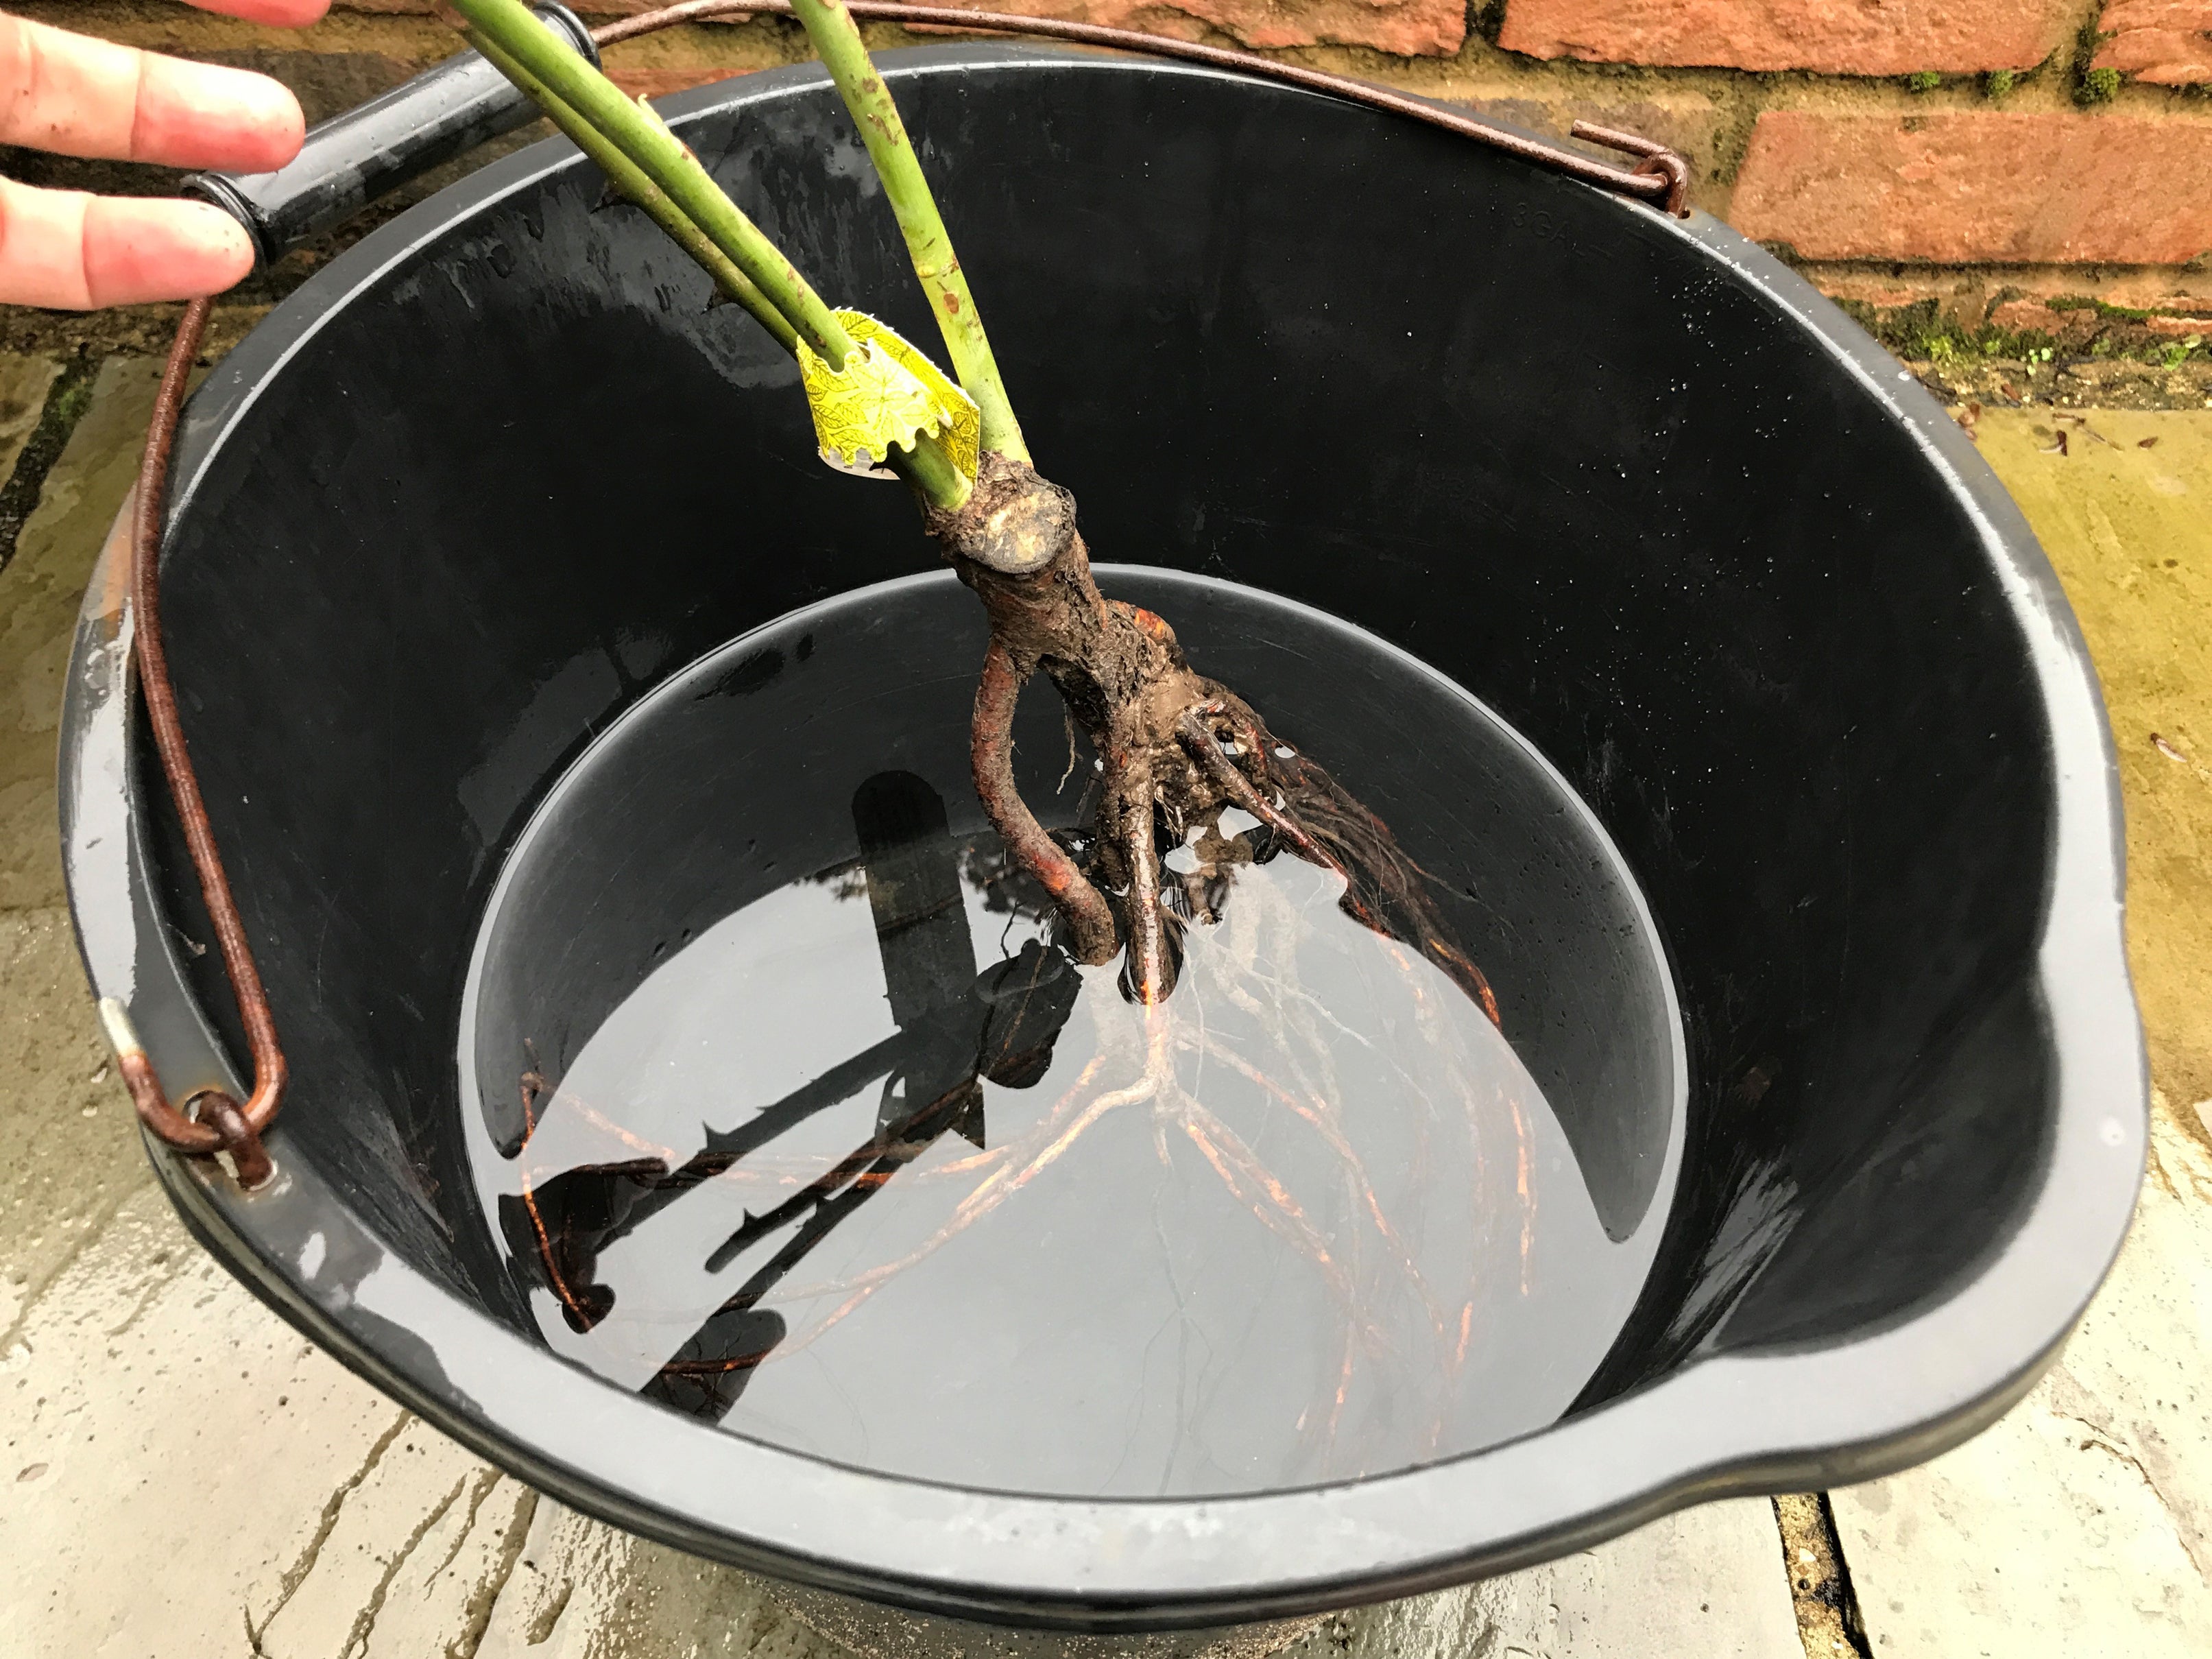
507, 808, 1531, 1470
668, 859, 1515, 1466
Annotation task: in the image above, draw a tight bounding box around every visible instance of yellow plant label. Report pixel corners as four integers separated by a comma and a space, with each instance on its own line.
798, 310, 979, 483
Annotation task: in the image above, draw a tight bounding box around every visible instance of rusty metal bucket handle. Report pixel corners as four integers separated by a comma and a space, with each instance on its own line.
599, 3, 1692, 215
110, 297, 280, 1189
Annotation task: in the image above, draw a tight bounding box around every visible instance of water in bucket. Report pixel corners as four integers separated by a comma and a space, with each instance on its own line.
459, 570, 1685, 1499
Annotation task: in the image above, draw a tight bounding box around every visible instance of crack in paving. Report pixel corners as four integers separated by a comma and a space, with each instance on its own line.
1774, 1493, 1873, 1659
0, 353, 99, 577
452, 1487, 541, 1659
245, 1409, 414, 1649
341, 1469, 470, 1659
426, 1467, 505, 1586
522, 1575, 575, 1647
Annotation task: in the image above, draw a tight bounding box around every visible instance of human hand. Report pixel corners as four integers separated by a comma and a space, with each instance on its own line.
1, 1, 330, 309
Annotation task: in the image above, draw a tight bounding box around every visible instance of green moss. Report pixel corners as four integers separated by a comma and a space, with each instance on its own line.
1705, 96, 1764, 189
1984, 69, 2014, 100
2078, 64, 2121, 104
2048, 295, 2152, 320
1836, 294, 2073, 364
1924, 331, 2060, 364
1820, 289, 2212, 370
1906, 70, 1941, 93
1883, 297, 1945, 355
2072, 16, 2117, 105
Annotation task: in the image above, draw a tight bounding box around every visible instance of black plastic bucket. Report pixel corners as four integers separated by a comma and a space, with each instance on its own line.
62, 45, 2143, 1636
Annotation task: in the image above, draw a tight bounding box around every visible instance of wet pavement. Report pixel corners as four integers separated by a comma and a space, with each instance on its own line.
0, 355, 2203, 1657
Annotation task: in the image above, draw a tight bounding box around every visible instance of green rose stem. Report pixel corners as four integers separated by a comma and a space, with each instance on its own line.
786, 0, 1029, 465
453, 0, 842, 349
465, 31, 797, 353
450, 0, 971, 508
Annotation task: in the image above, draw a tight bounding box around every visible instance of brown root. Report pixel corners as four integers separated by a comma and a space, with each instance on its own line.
969, 638, 1118, 964
926, 453, 1499, 1024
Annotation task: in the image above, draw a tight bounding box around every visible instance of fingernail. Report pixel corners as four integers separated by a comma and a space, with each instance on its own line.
237, 75, 305, 142
178, 200, 256, 272
209, 68, 305, 169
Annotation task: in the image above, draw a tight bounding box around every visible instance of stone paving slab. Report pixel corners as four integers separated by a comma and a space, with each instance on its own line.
1832, 1109, 2212, 1658
0, 908, 149, 1346
0, 357, 163, 913
1, 359, 180, 1337
1967, 408, 2211, 1114
0, 354, 59, 498
1299, 1499, 1802, 1658
0, 1184, 845, 1658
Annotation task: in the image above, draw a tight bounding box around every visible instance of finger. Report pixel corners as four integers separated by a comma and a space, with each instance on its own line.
0, 178, 254, 309
187, 0, 333, 24
0, 15, 304, 171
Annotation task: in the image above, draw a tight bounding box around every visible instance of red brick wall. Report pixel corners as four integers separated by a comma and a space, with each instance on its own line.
13, 0, 2211, 337
1500, 0, 2079, 75
1730, 111, 2212, 265
2094, 0, 2212, 86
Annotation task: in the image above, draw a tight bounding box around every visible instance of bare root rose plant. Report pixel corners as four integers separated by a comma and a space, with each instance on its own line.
455, 0, 1498, 1017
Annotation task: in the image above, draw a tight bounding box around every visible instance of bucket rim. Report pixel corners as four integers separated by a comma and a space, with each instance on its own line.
59, 45, 2148, 1629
